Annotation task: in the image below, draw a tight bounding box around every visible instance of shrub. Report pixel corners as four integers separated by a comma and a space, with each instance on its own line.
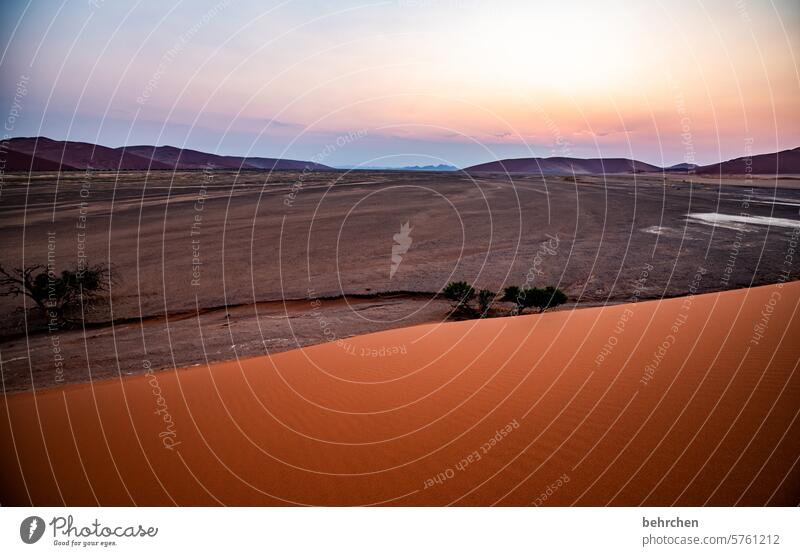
540, 286, 567, 310
477, 289, 496, 316
501, 285, 567, 314
442, 281, 475, 311
501, 285, 525, 313
501, 285, 520, 309
517, 287, 541, 314
0, 263, 112, 327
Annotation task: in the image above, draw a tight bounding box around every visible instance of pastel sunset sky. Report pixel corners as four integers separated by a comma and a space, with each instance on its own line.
1, 0, 798, 167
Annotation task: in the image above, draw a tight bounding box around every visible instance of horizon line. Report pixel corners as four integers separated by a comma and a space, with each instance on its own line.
5, 135, 798, 171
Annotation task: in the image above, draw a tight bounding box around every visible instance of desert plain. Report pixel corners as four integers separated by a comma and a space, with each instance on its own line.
0, 169, 799, 506
0, 170, 798, 389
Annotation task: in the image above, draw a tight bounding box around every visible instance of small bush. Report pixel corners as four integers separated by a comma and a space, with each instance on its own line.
442, 281, 475, 311
477, 289, 496, 316
0, 263, 112, 327
540, 286, 567, 310
501, 285, 567, 314
501, 285, 523, 313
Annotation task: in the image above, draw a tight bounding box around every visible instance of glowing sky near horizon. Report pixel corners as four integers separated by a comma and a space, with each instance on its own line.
0, 0, 798, 167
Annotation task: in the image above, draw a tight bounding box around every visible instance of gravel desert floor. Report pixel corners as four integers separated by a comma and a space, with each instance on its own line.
0, 170, 798, 390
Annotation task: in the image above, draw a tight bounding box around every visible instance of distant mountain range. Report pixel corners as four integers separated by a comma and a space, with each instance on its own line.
463, 147, 800, 176
397, 164, 457, 172
694, 147, 800, 175
464, 157, 660, 175
342, 164, 457, 171
3, 137, 799, 176
664, 163, 698, 172
1, 137, 332, 171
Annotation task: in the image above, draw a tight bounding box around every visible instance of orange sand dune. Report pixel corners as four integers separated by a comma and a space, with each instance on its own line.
2, 283, 799, 506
